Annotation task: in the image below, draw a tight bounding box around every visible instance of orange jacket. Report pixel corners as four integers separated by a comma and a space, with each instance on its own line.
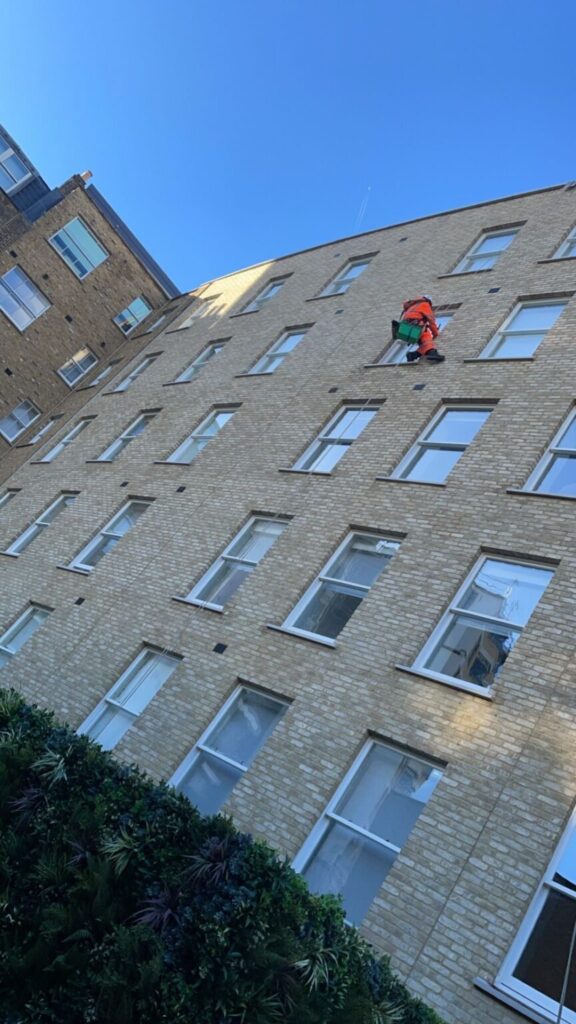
401, 298, 439, 338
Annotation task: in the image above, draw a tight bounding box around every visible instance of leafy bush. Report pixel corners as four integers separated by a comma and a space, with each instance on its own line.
0, 689, 444, 1024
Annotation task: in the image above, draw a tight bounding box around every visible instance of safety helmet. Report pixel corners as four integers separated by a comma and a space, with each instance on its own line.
422, 295, 433, 303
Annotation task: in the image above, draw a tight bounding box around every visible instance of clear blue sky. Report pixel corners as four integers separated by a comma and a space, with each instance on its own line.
3, 0, 576, 292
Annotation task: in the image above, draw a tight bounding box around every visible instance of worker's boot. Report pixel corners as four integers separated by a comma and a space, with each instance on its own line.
425, 349, 445, 363
406, 350, 420, 363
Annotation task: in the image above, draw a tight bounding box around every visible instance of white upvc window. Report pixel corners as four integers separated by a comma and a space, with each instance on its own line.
49, 217, 108, 278
176, 295, 221, 328
0, 399, 41, 443
293, 404, 378, 473
391, 404, 493, 484
58, 348, 98, 387
144, 314, 166, 333
0, 605, 51, 669
497, 808, 576, 1022
69, 499, 151, 573
113, 353, 159, 392
40, 417, 95, 463
379, 313, 453, 365
319, 257, 372, 297
248, 327, 309, 374
85, 361, 121, 389
524, 407, 576, 498
78, 647, 180, 751
173, 341, 225, 382
6, 492, 77, 556
553, 225, 576, 260
170, 686, 288, 815
0, 267, 50, 331
28, 418, 61, 445
184, 515, 288, 610
242, 277, 289, 313
96, 411, 157, 462
165, 407, 236, 465
292, 739, 443, 925
0, 134, 31, 193
282, 532, 399, 644
0, 489, 19, 511
113, 296, 152, 334
453, 229, 519, 273
412, 555, 554, 695
479, 301, 566, 360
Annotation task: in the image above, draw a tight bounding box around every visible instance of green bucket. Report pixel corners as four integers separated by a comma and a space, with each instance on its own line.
396, 320, 423, 344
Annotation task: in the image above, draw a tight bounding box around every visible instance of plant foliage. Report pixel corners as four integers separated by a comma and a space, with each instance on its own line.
0, 689, 444, 1024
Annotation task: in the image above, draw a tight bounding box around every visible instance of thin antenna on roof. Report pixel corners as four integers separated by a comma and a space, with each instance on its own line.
354, 185, 371, 231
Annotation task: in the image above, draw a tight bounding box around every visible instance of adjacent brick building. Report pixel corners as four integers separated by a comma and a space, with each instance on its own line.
0, 124, 183, 478
2, 179, 576, 1023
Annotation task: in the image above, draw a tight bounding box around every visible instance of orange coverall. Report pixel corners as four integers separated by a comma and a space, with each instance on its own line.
401, 298, 440, 357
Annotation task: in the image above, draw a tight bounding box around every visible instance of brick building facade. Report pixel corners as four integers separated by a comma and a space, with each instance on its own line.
1, 182, 576, 1023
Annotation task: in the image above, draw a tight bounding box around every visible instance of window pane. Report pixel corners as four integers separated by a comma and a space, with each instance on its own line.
303, 821, 396, 925
227, 520, 285, 562
178, 751, 242, 815
329, 536, 396, 588
474, 233, 516, 255
206, 690, 284, 767
513, 891, 576, 1013
3, 608, 48, 653
87, 704, 134, 751
293, 584, 363, 639
335, 745, 441, 846
195, 561, 252, 606
111, 652, 176, 714
65, 219, 107, 269
458, 560, 553, 625
276, 331, 306, 354
80, 533, 120, 567
425, 615, 519, 687
493, 332, 544, 358
536, 455, 576, 496
0, 280, 32, 329
509, 304, 565, 332
168, 436, 208, 463
328, 409, 376, 440
0, 166, 14, 191
109, 503, 148, 536
554, 836, 576, 891
558, 419, 576, 451
3, 153, 28, 184
404, 447, 463, 483
467, 255, 496, 271
4, 268, 47, 318
425, 409, 490, 445
300, 440, 348, 473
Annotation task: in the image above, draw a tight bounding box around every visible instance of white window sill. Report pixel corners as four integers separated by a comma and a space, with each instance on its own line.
172, 596, 224, 614
363, 362, 418, 369
474, 978, 552, 1024
235, 371, 274, 378
57, 564, 91, 576
437, 268, 493, 279
0, 551, 19, 559
278, 467, 333, 477
507, 487, 576, 503
376, 476, 447, 488
463, 357, 535, 364
395, 663, 494, 700
266, 623, 337, 648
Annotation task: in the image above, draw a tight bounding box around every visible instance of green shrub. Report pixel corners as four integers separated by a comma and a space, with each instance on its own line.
0, 689, 444, 1024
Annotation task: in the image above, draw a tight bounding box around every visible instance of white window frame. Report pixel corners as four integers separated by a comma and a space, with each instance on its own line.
48, 217, 108, 279
5, 492, 77, 556
57, 348, 98, 387
391, 404, 493, 482
113, 296, 152, 335
0, 399, 41, 443
411, 554, 554, 697
113, 353, 160, 393
169, 685, 288, 811
144, 314, 166, 334
293, 404, 378, 474
553, 225, 576, 260
248, 327, 309, 375
0, 135, 32, 193
523, 407, 576, 497
242, 277, 289, 314
379, 313, 453, 365
0, 267, 50, 332
497, 806, 576, 1023
85, 361, 122, 389
319, 257, 373, 297
173, 341, 225, 383
453, 228, 519, 274
0, 489, 20, 511
479, 300, 567, 360
282, 531, 400, 645
292, 738, 443, 923
0, 604, 51, 668
164, 407, 237, 465
39, 417, 95, 463
77, 646, 181, 751
183, 515, 289, 611
96, 411, 157, 462
175, 295, 221, 329
28, 417, 61, 445
69, 499, 151, 573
